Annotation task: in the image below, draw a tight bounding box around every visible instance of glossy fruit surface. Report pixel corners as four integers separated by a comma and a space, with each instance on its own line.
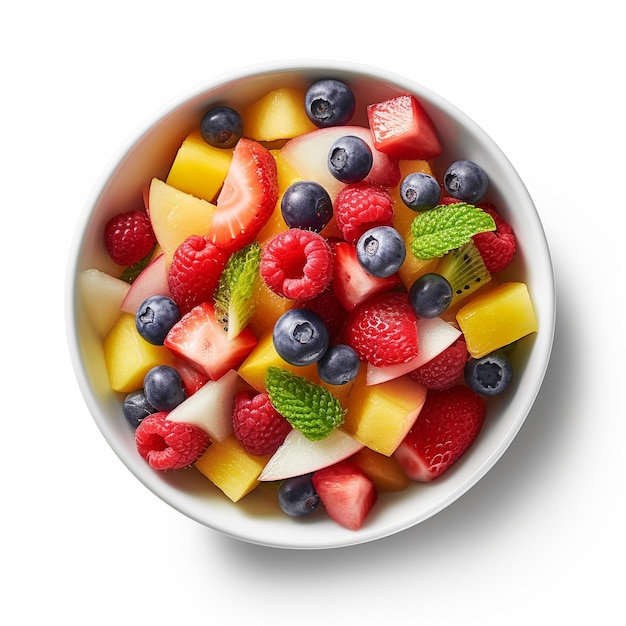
356, 225, 406, 278
280, 180, 333, 232
327, 135, 373, 183
199, 105, 243, 148
304, 79, 355, 127
409, 272, 453, 318
443, 159, 488, 204
400, 171, 441, 211
272, 308, 330, 366
135, 295, 181, 345
143, 365, 186, 412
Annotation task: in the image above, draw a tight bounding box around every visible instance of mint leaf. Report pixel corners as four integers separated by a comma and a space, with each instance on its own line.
265, 367, 346, 441
214, 242, 260, 339
410, 203, 496, 259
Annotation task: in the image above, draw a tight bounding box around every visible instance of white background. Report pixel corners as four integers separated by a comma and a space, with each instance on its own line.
2, 1, 624, 624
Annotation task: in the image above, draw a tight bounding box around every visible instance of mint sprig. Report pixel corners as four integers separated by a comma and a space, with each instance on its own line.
410, 202, 496, 259
265, 367, 346, 441
214, 241, 260, 340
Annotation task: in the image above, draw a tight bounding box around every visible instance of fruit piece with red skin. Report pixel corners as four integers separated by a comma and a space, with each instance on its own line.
312, 460, 378, 530
120, 253, 170, 315
333, 182, 394, 244
260, 228, 333, 301
232, 390, 292, 456
134, 412, 210, 470
471, 203, 516, 273
104, 209, 156, 266
330, 239, 399, 312
367, 94, 442, 160
394, 385, 486, 481
296, 286, 348, 341
343, 292, 419, 367
164, 301, 257, 381
167, 235, 230, 315
207, 138, 278, 253
409, 338, 468, 390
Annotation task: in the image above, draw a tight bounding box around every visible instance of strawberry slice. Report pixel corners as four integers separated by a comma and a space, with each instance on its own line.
164, 301, 257, 381
207, 138, 278, 253
367, 94, 442, 160
312, 460, 377, 530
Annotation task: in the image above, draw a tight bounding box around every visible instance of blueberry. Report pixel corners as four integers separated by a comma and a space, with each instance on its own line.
122, 389, 157, 429
356, 226, 406, 278
400, 172, 441, 211
199, 105, 243, 149
409, 273, 453, 318
281, 181, 333, 232
317, 344, 361, 386
443, 159, 489, 204
273, 309, 330, 367
136, 295, 181, 345
327, 135, 373, 184
464, 351, 513, 396
304, 79, 355, 128
278, 473, 320, 517
143, 365, 186, 411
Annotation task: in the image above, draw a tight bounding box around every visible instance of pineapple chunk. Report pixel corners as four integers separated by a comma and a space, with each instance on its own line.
241, 87, 318, 142
456, 281, 538, 358
166, 129, 233, 202
102, 313, 176, 392
344, 374, 427, 456
195, 435, 270, 502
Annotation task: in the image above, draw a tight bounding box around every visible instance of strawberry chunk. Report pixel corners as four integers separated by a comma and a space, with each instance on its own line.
207, 138, 278, 253
367, 94, 442, 160
312, 460, 377, 530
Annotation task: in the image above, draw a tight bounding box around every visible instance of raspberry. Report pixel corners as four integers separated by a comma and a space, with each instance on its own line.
167, 235, 230, 315
232, 390, 292, 456
472, 203, 516, 273
410, 338, 468, 390
334, 182, 394, 244
260, 229, 333, 301
134, 412, 209, 470
343, 292, 419, 366
104, 209, 155, 266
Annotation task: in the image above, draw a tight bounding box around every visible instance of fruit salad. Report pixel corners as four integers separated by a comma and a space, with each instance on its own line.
80, 78, 538, 531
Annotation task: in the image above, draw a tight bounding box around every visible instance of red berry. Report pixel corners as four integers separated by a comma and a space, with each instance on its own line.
104, 209, 155, 266
472, 203, 516, 273
232, 391, 292, 456
260, 229, 333, 301
334, 182, 394, 244
343, 292, 419, 367
167, 235, 230, 315
296, 286, 348, 341
135, 412, 209, 470
410, 338, 468, 390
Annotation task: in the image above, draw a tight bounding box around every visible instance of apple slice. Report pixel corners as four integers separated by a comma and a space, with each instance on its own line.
279, 125, 400, 200
79, 269, 130, 337
166, 368, 239, 442
366, 317, 462, 385
258, 428, 363, 482
120, 253, 171, 315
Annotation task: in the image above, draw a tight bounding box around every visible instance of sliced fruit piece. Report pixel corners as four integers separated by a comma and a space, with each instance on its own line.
350, 447, 410, 492
367, 94, 442, 160
279, 125, 400, 201
79, 268, 130, 337
206, 138, 278, 253
247, 279, 294, 339
147, 178, 216, 266
258, 428, 363, 482
164, 302, 257, 381
241, 86, 318, 141
456, 281, 538, 358
166, 368, 239, 442
195, 435, 270, 502
166, 128, 233, 202
312, 460, 377, 530
120, 253, 170, 315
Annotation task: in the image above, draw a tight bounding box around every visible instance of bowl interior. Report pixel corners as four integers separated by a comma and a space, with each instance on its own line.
66, 61, 555, 549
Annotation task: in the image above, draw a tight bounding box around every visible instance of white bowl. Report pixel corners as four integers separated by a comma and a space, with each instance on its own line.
65, 60, 555, 549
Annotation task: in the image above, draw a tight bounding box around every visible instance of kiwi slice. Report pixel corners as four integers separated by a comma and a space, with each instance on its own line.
438, 240, 491, 307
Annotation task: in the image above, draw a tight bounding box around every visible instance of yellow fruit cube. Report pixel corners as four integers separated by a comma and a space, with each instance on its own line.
241, 87, 318, 142
247, 280, 293, 339
351, 447, 410, 492
344, 374, 427, 456
166, 129, 233, 202
102, 313, 176, 392
456, 281, 538, 358
195, 436, 270, 502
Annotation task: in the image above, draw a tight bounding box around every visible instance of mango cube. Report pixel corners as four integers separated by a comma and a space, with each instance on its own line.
351, 447, 410, 492
166, 129, 233, 202
456, 281, 538, 358
103, 313, 176, 392
344, 374, 427, 456
195, 436, 270, 502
